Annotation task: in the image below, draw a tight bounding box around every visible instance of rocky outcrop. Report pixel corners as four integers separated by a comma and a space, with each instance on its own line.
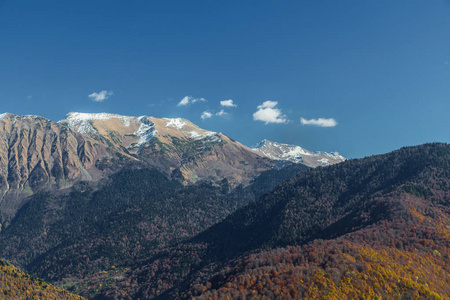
0, 113, 131, 224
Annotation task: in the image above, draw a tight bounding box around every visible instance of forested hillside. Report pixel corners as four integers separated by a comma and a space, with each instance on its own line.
2, 143, 449, 299
0, 259, 84, 300
82, 143, 450, 299
0, 162, 308, 299
184, 143, 450, 299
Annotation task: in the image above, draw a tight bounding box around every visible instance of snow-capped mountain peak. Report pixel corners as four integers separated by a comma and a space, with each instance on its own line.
251, 139, 345, 168
57, 112, 271, 186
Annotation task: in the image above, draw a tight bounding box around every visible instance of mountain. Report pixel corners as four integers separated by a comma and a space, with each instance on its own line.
0, 111, 362, 299
74, 143, 448, 299
1, 133, 449, 299
60, 112, 272, 186
0, 111, 276, 228
0, 113, 131, 225
251, 139, 346, 167
0, 259, 84, 299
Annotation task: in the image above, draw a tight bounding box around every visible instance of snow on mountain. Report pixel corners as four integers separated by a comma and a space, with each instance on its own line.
134, 116, 157, 149
251, 139, 346, 168
58, 112, 270, 186
60, 113, 220, 150
60, 112, 136, 135
189, 131, 203, 139
164, 118, 187, 130
0, 110, 346, 191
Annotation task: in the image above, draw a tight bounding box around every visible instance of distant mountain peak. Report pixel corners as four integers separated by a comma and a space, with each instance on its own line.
251, 139, 345, 167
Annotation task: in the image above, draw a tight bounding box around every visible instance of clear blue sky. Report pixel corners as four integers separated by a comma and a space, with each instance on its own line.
1, 0, 450, 158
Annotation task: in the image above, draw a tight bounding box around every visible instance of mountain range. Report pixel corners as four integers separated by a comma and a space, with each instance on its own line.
0, 112, 448, 299
0, 112, 343, 226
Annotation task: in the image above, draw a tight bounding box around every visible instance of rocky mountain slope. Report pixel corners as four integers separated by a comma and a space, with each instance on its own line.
251, 139, 346, 167
60, 112, 273, 186
0, 113, 130, 225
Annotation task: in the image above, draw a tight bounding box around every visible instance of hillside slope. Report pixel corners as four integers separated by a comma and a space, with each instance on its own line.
0, 259, 84, 300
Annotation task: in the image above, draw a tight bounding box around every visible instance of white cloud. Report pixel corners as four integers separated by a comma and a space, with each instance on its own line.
300, 117, 337, 127
216, 109, 227, 116
88, 90, 113, 102
178, 96, 192, 106
220, 99, 237, 107
201, 111, 213, 119
201, 110, 228, 120
177, 96, 206, 106
252, 101, 288, 124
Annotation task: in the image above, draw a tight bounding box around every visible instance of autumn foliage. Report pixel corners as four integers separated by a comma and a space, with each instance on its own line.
0, 259, 84, 300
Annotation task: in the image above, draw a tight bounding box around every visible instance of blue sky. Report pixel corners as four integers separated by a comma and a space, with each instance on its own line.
1, 0, 450, 158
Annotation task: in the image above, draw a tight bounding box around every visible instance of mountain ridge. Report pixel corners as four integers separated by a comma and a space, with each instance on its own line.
251, 139, 346, 167
0, 111, 345, 227
59, 112, 274, 186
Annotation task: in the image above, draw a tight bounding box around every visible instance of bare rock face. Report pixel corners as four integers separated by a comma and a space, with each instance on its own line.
60, 113, 273, 186
251, 139, 346, 168
0, 113, 130, 224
